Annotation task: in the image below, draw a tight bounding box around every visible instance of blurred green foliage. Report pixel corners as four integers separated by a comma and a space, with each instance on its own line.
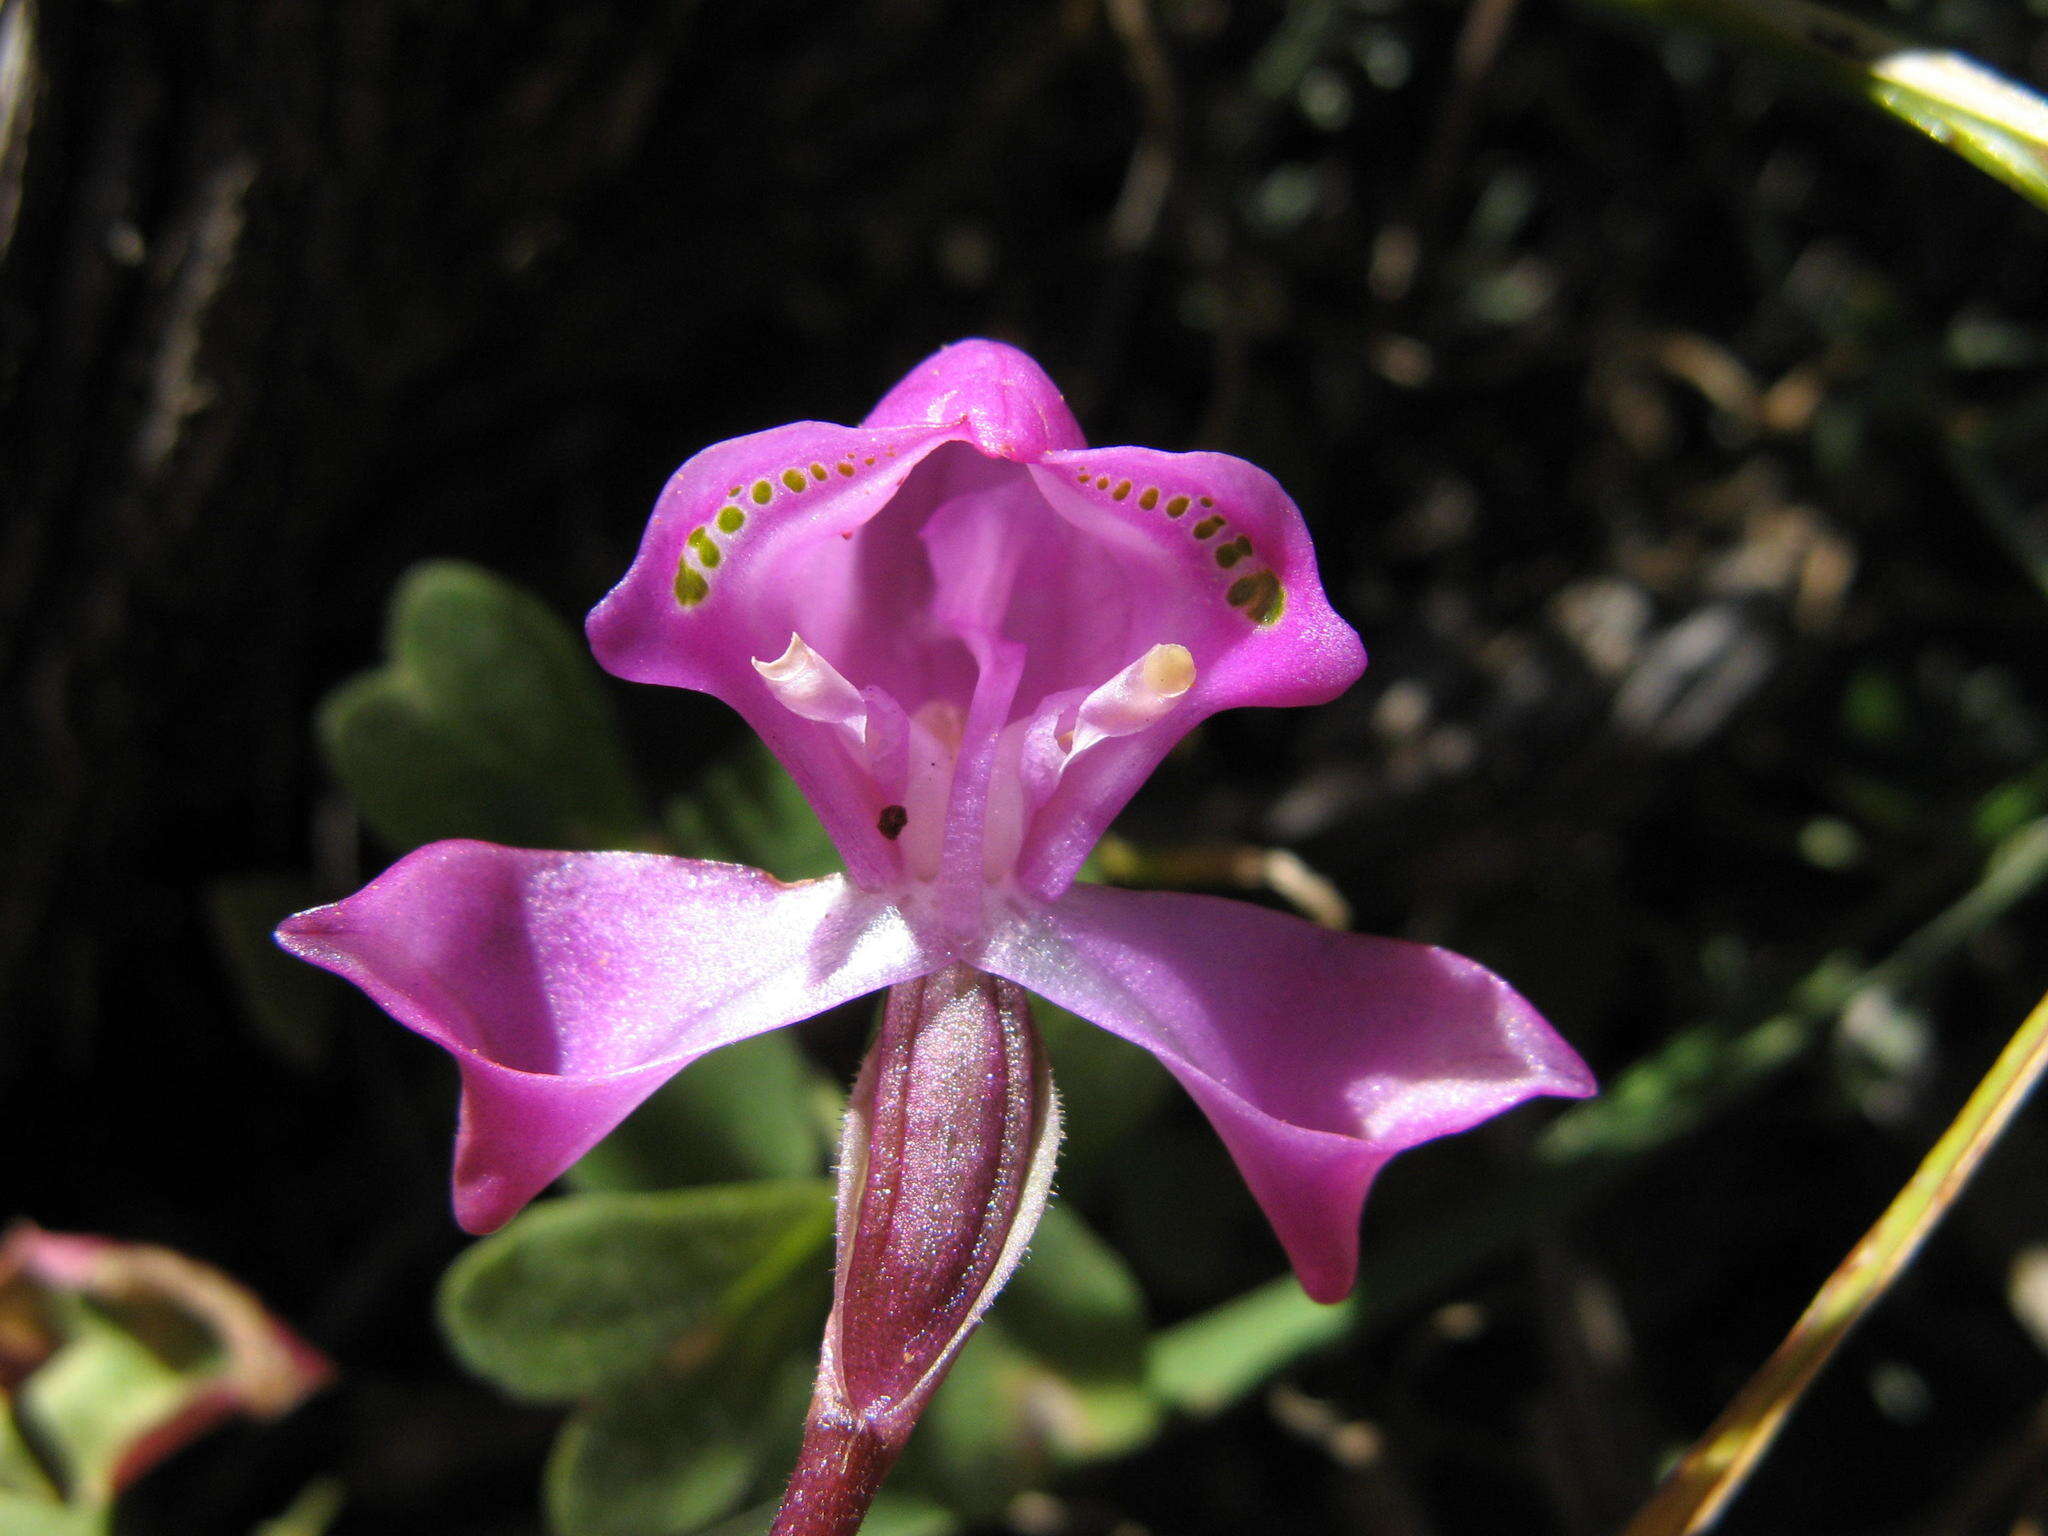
0, 1232, 335, 1536
319, 562, 647, 853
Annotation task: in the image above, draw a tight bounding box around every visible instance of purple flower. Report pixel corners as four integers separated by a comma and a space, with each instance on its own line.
277, 339, 1592, 1308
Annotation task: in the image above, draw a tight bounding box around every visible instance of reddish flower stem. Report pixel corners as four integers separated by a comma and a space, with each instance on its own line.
768, 1410, 899, 1536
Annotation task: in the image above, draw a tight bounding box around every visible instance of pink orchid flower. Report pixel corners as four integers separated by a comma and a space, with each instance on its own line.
276, 339, 1591, 1307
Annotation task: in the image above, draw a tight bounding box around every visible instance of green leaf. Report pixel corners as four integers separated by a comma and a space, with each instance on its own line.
1033, 1002, 1172, 1181
319, 561, 646, 852
1587, 0, 2048, 215
993, 1201, 1152, 1431
439, 1182, 833, 1401
0, 1402, 61, 1503
15, 1301, 195, 1504
905, 1204, 1159, 1515
206, 874, 339, 1069
570, 1034, 831, 1193
1145, 1277, 1347, 1418
546, 1352, 815, 1536
663, 743, 840, 881
541, 1195, 832, 1536
696, 1493, 958, 1536
252, 1479, 345, 1536
855, 1495, 960, 1536
0, 1493, 107, 1536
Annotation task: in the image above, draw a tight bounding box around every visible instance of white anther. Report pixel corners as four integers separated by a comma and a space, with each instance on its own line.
753, 637, 925, 860
753, 633, 867, 730
1067, 643, 1196, 759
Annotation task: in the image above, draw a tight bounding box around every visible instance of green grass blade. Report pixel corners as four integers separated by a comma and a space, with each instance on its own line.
1588, 0, 2048, 215
1621, 983, 2048, 1535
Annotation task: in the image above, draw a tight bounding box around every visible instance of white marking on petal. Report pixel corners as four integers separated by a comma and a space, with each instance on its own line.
752, 634, 959, 882
753, 633, 868, 729
1067, 643, 1195, 758
755, 633, 893, 812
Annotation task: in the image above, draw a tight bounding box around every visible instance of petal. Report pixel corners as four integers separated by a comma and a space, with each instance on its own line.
977, 886, 1593, 1302
585, 342, 1083, 888
275, 842, 932, 1231
1014, 447, 1366, 896
861, 338, 1085, 460
586, 418, 961, 888
586, 343, 1366, 904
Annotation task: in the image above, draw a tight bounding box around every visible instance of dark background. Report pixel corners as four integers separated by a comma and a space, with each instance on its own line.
6, 0, 2048, 1532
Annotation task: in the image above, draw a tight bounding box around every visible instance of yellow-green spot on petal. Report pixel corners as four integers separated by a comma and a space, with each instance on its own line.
751, 479, 774, 505
864, 456, 876, 465
809, 462, 828, 482
1139, 487, 1159, 510
781, 468, 808, 493
674, 562, 709, 608
1227, 569, 1285, 624
688, 527, 723, 568
1076, 470, 1091, 483
1112, 479, 1132, 501
1199, 496, 1214, 507
717, 505, 747, 534
1165, 495, 1190, 518
1095, 475, 1111, 490
837, 461, 855, 476
1215, 535, 1254, 569
1192, 514, 1225, 539
728, 486, 742, 497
